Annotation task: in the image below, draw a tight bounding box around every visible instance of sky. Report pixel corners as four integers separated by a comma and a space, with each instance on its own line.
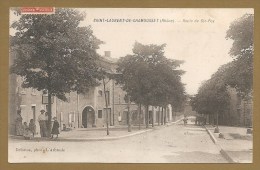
79, 8, 253, 95
10, 8, 253, 95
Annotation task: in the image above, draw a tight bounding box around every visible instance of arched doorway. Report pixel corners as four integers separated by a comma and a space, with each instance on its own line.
82, 106, 95, 128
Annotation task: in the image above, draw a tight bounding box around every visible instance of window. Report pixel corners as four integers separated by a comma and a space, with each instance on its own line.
18, 86, 26, 95
98, 110, 102, 118
69, 112, 75, 123
98, 90, 103, 97
69, 112, 75, 127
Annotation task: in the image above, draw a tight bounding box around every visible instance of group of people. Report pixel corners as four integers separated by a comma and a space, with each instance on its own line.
15, 110, 36, 139
183, 116, 188, 126
15, 109, 60, 139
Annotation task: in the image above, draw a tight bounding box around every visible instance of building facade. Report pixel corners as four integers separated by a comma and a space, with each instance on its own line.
219, 87, 253, 127
9, 51, 174, 135
202, 87, 253, 127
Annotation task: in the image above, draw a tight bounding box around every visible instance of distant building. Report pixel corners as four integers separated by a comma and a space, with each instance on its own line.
9, 51, 174, 135
204, 87, 253, 127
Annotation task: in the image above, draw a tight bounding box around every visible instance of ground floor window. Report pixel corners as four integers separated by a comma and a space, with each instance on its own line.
98, 110, 102, 118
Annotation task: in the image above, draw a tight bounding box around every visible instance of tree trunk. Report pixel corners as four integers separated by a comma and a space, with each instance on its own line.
145, 105, 149, 128
138, 104, 141, 130
103, 77, 109, 135
158, 107, 160, 126
127, 95, 131, 132
163, 107, 167, 125
214, 112, 220, 133
47, 91, 52, 137
161, 107, 163, 125
152, 106, 154, 127
77, 92, 80, 128
216, 112, 219, 128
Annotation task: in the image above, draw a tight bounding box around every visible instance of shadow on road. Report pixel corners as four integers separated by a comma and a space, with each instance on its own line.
229, 133, 252, 140
164, 151, 228, 163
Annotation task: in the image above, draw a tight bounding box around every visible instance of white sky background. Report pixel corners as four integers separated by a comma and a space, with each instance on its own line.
10, 8, 253, 95
81, 8, 253, 95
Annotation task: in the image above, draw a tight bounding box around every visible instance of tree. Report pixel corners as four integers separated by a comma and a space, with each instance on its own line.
98, 67, 116, 135
225, 14, 253, 96
116, 42, 186, 128
191, 64, 231, 130
10, 8, 103, 136
191, 13, 253, 129
146, 57, 186, 124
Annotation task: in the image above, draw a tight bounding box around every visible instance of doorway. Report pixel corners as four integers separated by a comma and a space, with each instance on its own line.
82, 106, 95, 128
31, 106, 36, 122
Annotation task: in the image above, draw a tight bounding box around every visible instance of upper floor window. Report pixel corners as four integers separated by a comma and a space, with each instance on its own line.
18, 86, 26, 95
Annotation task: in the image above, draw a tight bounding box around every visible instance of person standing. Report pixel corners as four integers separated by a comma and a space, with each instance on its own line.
38, 110, 47, 137
15, 110, 23, 136
183, 115, 188, 126
45, 112, 49, 137
51, 117, 60, 139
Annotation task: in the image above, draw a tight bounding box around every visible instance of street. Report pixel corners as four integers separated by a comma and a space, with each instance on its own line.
9, 122, 227, 163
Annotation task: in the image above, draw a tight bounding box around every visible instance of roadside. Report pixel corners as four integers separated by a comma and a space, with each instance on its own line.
9, 117, 226, 163
9, 117, 184, 142
204, 125, 252, 163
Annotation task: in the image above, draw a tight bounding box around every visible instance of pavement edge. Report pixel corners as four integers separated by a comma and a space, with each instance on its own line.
203, 125, 236, 163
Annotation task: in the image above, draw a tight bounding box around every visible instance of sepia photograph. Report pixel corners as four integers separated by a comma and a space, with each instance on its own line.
8, 7, 253, 163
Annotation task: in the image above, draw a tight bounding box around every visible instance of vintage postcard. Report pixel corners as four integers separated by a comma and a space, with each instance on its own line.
8, 7, 253, 163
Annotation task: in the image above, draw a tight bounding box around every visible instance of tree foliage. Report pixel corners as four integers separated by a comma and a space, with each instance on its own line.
191, 64, 230, 116
116, 42, 186, 108
191, 14, 253, 121
10, 8, 103, 101
10, 8, 103, 136
225, 14, 253, 96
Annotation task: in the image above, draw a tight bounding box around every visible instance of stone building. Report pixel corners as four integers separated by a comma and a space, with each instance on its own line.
9, 51, 174, 135
219, 87, 253, 127
206, 87, 253, 127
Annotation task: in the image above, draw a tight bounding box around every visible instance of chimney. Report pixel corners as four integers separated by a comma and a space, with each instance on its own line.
104, 51, 111, 58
